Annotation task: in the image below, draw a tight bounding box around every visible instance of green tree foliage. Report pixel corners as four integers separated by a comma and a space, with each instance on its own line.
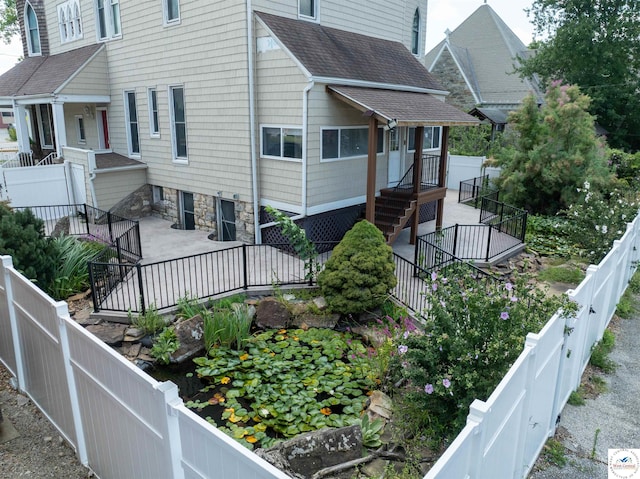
494, 83, 611, 215
448, 124, 516, 159
317, 220, 396, 314
0, 203, 57, 288
0, 0, 17, 44
518, 0, 640, 151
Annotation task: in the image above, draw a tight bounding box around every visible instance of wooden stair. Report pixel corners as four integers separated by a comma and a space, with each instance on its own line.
374, 189, 417, 245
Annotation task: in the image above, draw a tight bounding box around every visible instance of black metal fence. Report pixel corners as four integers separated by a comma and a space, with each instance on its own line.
479, 197, 528, 242
89, 243, 335, 314
459, 175, 499, 207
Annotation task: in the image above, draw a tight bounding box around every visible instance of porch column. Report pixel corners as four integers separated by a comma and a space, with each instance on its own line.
51, 100, 67, 157
365, 116, 378, 223
13, 101, 30, 153
410, 126, 424, 244
435, 125, 450, 230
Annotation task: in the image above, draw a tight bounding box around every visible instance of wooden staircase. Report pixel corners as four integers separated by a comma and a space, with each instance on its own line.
374, 188, 417, 244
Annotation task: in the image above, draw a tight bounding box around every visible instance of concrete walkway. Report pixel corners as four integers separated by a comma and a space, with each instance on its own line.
528, 312, 640, 478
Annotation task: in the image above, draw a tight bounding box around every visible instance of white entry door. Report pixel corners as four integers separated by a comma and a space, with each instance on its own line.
388, 127, 402, 186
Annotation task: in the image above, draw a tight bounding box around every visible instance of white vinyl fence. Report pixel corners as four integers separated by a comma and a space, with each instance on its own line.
1, 214, 639, 479
425, 214, 640, 478
0, 256, 289, 479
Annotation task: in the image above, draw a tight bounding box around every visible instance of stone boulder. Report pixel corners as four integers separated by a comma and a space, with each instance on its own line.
170, 314, 205, 363
255, 297, 291, 329
257, 425, 363, 479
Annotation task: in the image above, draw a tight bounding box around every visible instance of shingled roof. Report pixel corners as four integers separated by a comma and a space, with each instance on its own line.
425, 4, 542, 108
328, 86, 479, 127
0, 44, 104, 98
256, 11, 446, 92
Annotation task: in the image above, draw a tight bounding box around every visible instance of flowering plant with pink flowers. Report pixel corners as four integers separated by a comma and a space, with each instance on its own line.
387, 262, 577, 445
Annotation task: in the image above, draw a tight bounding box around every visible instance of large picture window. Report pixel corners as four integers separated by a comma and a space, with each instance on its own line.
321, 126, 384, 161
408, 126, 441, 151
124, 90, 140, 156
170, 86, 187, 161
261, 126, 302, 160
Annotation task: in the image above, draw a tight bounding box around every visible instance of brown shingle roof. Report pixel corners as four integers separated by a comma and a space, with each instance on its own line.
0, 44, 103, 97
256, 12, 446, 92
328, 86, 479, 127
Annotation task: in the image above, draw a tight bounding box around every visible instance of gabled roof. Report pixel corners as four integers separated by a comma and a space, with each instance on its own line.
425, 4, 542, 107
0, 44, 104, 98
256, 11, 446, 93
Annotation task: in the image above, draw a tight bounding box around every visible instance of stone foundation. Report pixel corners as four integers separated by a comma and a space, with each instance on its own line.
150, 185, 255, 243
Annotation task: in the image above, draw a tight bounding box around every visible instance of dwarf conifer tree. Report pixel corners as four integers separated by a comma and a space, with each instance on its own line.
317, 220, 396, 314
0, 203, 56, 289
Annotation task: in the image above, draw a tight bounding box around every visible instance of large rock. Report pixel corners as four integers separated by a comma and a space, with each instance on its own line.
170, 314, 205, 363
258, 425, 363, 478
291, 313, 340, 330
255, 297, 291, 329
86, 322, 128, 345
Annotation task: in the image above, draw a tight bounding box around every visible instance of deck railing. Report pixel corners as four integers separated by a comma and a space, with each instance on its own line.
89, 243, 335, 314
458, 175, 499, 207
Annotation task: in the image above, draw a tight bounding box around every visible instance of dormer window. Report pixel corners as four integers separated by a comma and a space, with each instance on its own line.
25, 2, 41, 55
412, 8, 420, 55
299, 0, 317, 20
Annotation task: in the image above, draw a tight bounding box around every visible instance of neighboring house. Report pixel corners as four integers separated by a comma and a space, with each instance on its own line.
0, 0, 476, 245
424, 3, 543, 123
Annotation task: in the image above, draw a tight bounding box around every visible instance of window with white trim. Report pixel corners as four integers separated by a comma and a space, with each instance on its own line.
298, 0, 317, 19
169, 86, 187, 161
261, 126, 302, 160
75, 115, 86, 144
96, 0, 121, 41
163, 0, 180, 25
124, 90, 140, 156
58, 1, 83, 43
148, 88, 160, 137
25, 2, 41, 55
408, 126, 441, 151
321, 126, 384, 161
411, 8, 420, 55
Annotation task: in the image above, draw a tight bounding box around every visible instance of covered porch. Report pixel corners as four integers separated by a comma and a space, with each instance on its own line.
327, 85, 479, 245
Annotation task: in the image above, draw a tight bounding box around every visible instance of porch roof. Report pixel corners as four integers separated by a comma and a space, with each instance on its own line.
0, 44, 105, 98
327, 86, 480, 127
95, 152, 146, 171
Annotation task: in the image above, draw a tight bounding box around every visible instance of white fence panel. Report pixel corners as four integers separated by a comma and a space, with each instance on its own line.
421, 423, 479, 477
66, 318, 181, 479
3, 164, 70, 209
0, 257, 17, 375
447, 155, 485, 190
522, 313, 566, 474
177, 406, 291, 479
9, 266, 78, 446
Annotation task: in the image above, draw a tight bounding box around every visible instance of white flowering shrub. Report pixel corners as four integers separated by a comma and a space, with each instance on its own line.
563, 182, 640, 263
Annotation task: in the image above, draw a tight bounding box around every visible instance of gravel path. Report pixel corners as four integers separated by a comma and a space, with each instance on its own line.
528, 313, 640, 478
0, 365, 92, 478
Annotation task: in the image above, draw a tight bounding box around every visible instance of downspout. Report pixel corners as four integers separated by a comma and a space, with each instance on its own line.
302, 81, 314, 218
87, 150, 99, 209
246, 0, 261, 243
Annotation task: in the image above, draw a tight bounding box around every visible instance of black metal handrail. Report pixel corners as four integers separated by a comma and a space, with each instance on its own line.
89, 242, 337, 314
459, 175, 499, 207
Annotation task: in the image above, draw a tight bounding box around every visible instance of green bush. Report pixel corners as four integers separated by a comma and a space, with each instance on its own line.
48, 236, 106, 300
7, 125, 16, 142
317, 220, 396, 314
387, 263, 577, 444
151, 327, 180, 365
0, 203, 57, 289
